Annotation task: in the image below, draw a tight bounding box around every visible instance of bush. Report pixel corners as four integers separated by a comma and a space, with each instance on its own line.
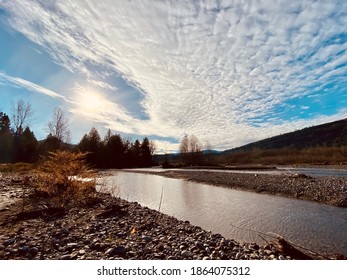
32, 151, 97, 207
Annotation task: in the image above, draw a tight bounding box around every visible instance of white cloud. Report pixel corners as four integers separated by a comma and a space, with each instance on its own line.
1, 0, 347, 151
0, 71, 65, 99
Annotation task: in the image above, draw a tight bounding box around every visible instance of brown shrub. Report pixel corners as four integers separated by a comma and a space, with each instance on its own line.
32, 151, 97, 207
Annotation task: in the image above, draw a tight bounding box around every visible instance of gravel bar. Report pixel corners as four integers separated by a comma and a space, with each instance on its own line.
133, 170, 347, 207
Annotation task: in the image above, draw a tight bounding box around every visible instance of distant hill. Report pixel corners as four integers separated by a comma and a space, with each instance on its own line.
154, 118, 347, 166
224, 118, 347, 155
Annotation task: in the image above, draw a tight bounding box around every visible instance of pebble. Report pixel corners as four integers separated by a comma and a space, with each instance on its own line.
142, 236, 152, 242
70, 251, 79, 259
181, 250, 191, 258
105, 248, 114, 256
3, 238, 16, 246
67, 243, 78, 249
60, 254, 70, 260
113, 246, 126, 256
18, 246, 30, 253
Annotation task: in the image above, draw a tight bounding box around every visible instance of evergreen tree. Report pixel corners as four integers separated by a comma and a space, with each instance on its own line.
140, 137, 152, 167
77, 127, 101, 166
19, 127, 38, 163
0, 112, 13, 163
38, 134, 63, 156
103, 131, 125, 168
0, 112, 11, 133
131, 140, 141, 167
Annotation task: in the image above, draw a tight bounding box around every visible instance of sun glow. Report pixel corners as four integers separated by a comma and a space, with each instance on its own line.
75, 88, 108, 114
82, 92, 103, 109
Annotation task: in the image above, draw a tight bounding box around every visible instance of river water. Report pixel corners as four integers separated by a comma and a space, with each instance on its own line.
98, 171, 347, 256
128, 166, 347, 177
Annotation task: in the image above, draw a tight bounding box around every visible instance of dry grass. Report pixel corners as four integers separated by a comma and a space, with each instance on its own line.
32, 151, 97, 207
0, 163, 34, 173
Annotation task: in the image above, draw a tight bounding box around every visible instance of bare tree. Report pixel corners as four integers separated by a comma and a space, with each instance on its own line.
189, 134, 202, 165
179, 134, 189, 164
179, 134, 189, 154
47, 107, 71, 143
189, 134, 201, 153
11, 99, 33, 135
179, 134, 202, 165
149, 140, 156, 155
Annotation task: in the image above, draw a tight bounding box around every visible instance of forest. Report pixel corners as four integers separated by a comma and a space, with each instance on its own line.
0, 100, 155, 168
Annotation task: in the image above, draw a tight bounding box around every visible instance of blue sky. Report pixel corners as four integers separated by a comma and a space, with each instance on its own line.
0, 0, 346, 153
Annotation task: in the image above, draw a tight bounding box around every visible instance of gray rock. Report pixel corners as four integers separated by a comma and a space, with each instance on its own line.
70, 251, 79, 259
67, 243, 78, 249
18, 246, 30, 253
127, 251, 136, 257
264, 249, 272, 255
181, 250, 191, 258
3, 238, 16, 246
114, 246, 126, 256
60, 254, 71, 260
220, 238, 228, 246
194, 241, 204, 249
105, 246, 126, 256
142, 236, 152, 242
105, 248, 114, 256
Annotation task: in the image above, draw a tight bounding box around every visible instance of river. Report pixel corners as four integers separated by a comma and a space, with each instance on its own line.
98, 170, 347, 256
127, 166, 347, 177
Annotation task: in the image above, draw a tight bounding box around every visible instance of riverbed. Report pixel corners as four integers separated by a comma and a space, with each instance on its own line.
99, 171, 347, 256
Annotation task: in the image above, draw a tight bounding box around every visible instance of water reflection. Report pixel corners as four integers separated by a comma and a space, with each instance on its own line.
98, 171, 347, 255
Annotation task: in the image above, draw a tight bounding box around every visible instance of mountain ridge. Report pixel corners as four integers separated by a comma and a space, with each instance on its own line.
224, 118, 347, 155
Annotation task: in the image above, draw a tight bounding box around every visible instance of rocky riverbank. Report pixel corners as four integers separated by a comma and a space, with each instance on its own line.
2, 173, 341, 260
133, 170, 347, 207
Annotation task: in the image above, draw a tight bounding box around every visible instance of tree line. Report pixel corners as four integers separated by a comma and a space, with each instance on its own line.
0, 100, 155, 168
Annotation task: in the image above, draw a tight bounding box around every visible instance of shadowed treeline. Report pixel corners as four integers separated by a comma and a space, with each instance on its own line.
77, 128, 155, 168
0, 110, 155, 168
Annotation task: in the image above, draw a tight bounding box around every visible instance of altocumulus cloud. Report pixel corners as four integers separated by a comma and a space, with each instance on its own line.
1, 0, 347, 151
